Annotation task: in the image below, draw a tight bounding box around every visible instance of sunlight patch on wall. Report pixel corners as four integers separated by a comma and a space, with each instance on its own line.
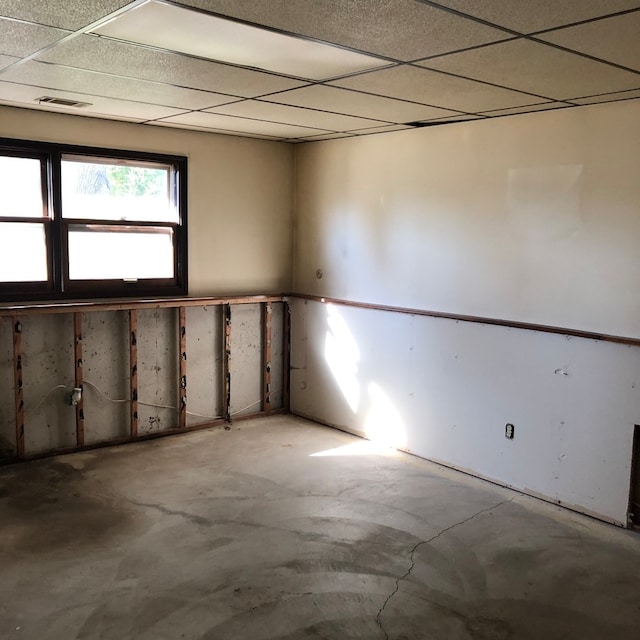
364, 382, 407, 449
324, 304, 360, 413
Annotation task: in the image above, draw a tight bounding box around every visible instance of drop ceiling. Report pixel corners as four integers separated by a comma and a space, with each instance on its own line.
1, 0, 639, 142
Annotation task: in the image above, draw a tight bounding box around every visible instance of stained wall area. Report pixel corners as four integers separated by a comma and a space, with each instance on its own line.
291, 100, 640, 526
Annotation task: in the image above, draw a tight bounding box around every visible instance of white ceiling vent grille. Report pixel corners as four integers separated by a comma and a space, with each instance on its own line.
36, 96, 92, 108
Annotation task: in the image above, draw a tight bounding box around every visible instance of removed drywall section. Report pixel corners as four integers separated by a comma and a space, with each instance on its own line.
82, 311, 130, 444
0, 317, 15, 460
186, 305, 223, 426
137, 308, 179, 435
230, 303, 263, 417
291, 298, 640, 525
269, 302, 285, 410
21, 314, 76, 454
0, 105, 294, 297
294, 100, 640, 338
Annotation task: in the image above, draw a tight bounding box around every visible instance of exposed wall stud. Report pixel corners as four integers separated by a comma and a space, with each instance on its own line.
0, 295, 287, 462
283, 300, 291, 412
262, 302, 273, 414
12, 317, 25, 459
129, 309, 139, 438
73, 312, 85, 446
223, 304, 232, 423
179, 306, 187, 429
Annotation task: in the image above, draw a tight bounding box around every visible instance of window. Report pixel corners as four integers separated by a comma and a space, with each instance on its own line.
0, 138, 187, 301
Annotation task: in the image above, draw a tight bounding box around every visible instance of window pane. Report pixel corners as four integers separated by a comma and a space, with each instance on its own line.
0, 222, 48, 281
68, 225, 174, 280
0, 156, 45, 218
61, 158, 177, 222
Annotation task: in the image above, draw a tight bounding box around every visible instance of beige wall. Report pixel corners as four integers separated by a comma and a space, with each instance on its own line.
291, 100, 640, 524
294, 100, 640, 338
0, 105, 294, 296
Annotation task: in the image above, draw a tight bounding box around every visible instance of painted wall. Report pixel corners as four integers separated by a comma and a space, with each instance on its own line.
0, 105, 294, 296
294, 100, 640, 338
291, 100, 640, 525
291, 298, 640, 525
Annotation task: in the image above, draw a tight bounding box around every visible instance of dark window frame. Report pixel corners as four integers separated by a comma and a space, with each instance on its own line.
0, 137, 188, 302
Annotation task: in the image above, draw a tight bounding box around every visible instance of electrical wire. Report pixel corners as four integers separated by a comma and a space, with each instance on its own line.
29, 379, 265, 422
84, 379, 263, 420
230, 399, 263, 416
82, 379, 128, 403
33, 384, 68, 412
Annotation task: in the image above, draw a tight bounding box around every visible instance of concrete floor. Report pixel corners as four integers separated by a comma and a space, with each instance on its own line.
1, 416, 639, 640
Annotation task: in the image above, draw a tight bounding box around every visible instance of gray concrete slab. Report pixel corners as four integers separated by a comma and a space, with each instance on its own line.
0, 415, 638, 640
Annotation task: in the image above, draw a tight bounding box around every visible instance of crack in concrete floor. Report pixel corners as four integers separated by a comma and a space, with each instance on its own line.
374, 497, 515, 640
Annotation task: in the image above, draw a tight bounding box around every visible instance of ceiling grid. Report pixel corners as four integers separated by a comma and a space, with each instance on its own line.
0, 0, 638, 141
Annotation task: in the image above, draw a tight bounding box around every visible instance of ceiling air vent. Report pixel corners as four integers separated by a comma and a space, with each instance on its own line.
36, 96, 92, 108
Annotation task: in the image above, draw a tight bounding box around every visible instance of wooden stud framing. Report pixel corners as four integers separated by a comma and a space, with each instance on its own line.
222, 304, 232, 423
283, 300, 291, 412
73, 312, 85, 447
129, 309, 139, 438
0, 294, 284, 318
179, 306, 187, 429
12, 316, 25, 458
0, 295, 291, 464
262, 302, 272, 414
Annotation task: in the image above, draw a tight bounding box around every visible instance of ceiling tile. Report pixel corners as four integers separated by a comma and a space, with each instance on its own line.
1, 61, 240, 110
0, 0, 131, 30
571, 90, 640, 105
480, 102, 573, 117
421, 39, 640, 100
149, 120, 281, 140
36, 35, 306, 97
0, 18, 69, 57
91, 1, 391, 80
345, 124, 414, 134
0, 80, 188, 121
181, 0, 509, 61
537, 12, 640, 72
427, 113, 484, 123
206, 100, 383, 131
294, 132, 355, 142
0, 54, 19, 71
156, 111, 326, 138
428, 0, 640, 33
330, 65, 539, 113
261, 85, 460, 123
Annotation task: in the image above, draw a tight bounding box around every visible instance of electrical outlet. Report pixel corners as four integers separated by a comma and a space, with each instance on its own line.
505, 423, 515, 439
68, 387, 82, 406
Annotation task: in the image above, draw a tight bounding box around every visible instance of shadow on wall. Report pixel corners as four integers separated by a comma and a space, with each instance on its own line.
312, 304, 406, 457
